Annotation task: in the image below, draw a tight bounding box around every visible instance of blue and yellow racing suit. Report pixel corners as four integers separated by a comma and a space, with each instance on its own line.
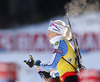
40, 36, 78, 79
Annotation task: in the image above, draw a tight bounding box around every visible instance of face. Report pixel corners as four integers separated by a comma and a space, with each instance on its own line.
47, 30, 60, 40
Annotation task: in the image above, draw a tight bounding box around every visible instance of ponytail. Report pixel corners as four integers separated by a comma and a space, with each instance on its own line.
53, 20, 72, 40
63, 25, 72, 40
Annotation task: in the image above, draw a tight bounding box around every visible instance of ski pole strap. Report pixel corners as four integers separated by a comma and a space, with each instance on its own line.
53, 49, 62, 54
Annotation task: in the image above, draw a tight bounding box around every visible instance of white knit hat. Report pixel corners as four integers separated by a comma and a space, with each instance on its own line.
48, 20, 66, 34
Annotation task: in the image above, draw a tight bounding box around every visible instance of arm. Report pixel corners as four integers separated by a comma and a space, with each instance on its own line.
40, 53, 61, 69
39, 40, 68, 69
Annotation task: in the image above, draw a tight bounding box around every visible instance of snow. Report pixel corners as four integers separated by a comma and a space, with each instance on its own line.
0, 11, 100, 82
0, 51, 100, 82
70, 12, 100, 33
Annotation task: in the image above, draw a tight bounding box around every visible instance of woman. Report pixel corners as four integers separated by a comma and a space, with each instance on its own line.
32, 20, 78, 82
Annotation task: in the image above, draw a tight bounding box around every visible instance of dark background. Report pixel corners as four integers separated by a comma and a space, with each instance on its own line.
0, 0, 100, 29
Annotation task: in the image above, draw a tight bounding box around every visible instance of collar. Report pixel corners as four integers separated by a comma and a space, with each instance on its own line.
49, 35, 62, 44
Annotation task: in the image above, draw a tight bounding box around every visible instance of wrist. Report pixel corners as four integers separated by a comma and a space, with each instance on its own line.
50, 71, 56, 78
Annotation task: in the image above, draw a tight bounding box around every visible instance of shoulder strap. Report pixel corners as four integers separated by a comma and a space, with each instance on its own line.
61, 57, 77, 73
62, 38, 72, 43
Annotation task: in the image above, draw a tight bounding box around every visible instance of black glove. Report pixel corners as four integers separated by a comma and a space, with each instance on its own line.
24, 59, 34, 68
38, 71, 51, 79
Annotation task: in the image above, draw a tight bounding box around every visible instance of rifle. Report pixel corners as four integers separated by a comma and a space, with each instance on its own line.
65, 5, 86, 71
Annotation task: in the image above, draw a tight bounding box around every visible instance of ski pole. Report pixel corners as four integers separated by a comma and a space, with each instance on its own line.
29, 55, 48, 82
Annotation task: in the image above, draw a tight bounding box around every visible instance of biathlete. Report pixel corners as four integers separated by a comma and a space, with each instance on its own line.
26, 20, 78, 82
35, 20, 78, 82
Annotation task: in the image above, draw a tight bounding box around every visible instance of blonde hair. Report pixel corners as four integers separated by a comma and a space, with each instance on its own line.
53, 20, 72, 40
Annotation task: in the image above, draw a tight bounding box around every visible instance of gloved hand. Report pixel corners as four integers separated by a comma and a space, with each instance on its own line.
24, 59, 34, 68
38, 71, 51, 79
34, 60, 41, 66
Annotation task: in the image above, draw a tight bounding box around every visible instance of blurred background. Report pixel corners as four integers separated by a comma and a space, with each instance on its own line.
0, 0, 100, 82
